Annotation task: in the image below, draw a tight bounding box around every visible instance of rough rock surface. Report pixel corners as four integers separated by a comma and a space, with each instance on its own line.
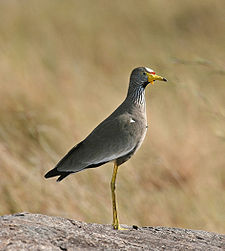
0, 213, 224, 250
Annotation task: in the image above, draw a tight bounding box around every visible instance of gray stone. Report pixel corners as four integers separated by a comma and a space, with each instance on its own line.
0, 212, 224, 250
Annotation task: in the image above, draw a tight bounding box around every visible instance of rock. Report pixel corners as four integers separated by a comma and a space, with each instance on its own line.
0, 212, 224, 250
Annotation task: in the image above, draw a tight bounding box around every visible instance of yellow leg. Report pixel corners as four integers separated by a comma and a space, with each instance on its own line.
111, 162, 119, 230
111, 162, 127, 230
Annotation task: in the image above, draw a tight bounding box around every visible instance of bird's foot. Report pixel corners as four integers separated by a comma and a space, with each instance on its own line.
118, 225, 128, 230
112, 223, 128, 230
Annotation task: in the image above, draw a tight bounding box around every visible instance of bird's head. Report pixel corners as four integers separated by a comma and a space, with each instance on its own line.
130, 67, 167, 88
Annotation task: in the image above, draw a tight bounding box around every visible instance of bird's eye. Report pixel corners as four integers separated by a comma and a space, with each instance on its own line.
143, 72, 146, 75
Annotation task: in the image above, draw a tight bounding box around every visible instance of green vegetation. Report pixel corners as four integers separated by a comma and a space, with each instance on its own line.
0, 0, 224, 233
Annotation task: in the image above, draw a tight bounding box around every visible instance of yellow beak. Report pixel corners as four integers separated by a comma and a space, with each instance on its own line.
146, 72, 167, 85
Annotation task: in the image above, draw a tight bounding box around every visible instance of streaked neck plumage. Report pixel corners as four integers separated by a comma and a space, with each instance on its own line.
126, 80, 146, 111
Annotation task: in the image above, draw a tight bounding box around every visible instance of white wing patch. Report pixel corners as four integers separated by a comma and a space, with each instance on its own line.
130, 118, 135, 123
145, 67, 155, 73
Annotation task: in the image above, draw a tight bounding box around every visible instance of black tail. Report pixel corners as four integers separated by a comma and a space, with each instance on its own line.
44, 140, 109, 182
44, 141, 84, 182
44, 168, 73, 182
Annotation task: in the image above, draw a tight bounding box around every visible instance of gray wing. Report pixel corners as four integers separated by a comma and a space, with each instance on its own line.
57, 113, 144, 172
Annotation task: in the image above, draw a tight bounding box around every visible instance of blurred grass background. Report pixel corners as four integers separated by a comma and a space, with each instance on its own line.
0, 0, 224, 233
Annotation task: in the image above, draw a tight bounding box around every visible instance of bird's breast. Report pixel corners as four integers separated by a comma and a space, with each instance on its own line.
124, 114, 147, 139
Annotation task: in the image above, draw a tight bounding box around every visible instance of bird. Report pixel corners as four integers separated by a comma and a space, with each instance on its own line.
45, 67, 167, 230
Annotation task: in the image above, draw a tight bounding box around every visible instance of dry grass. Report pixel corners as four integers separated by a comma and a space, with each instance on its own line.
0, 0, 224, 233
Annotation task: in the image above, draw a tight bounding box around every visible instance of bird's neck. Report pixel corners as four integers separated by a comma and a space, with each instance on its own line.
126, 82, 146, 109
